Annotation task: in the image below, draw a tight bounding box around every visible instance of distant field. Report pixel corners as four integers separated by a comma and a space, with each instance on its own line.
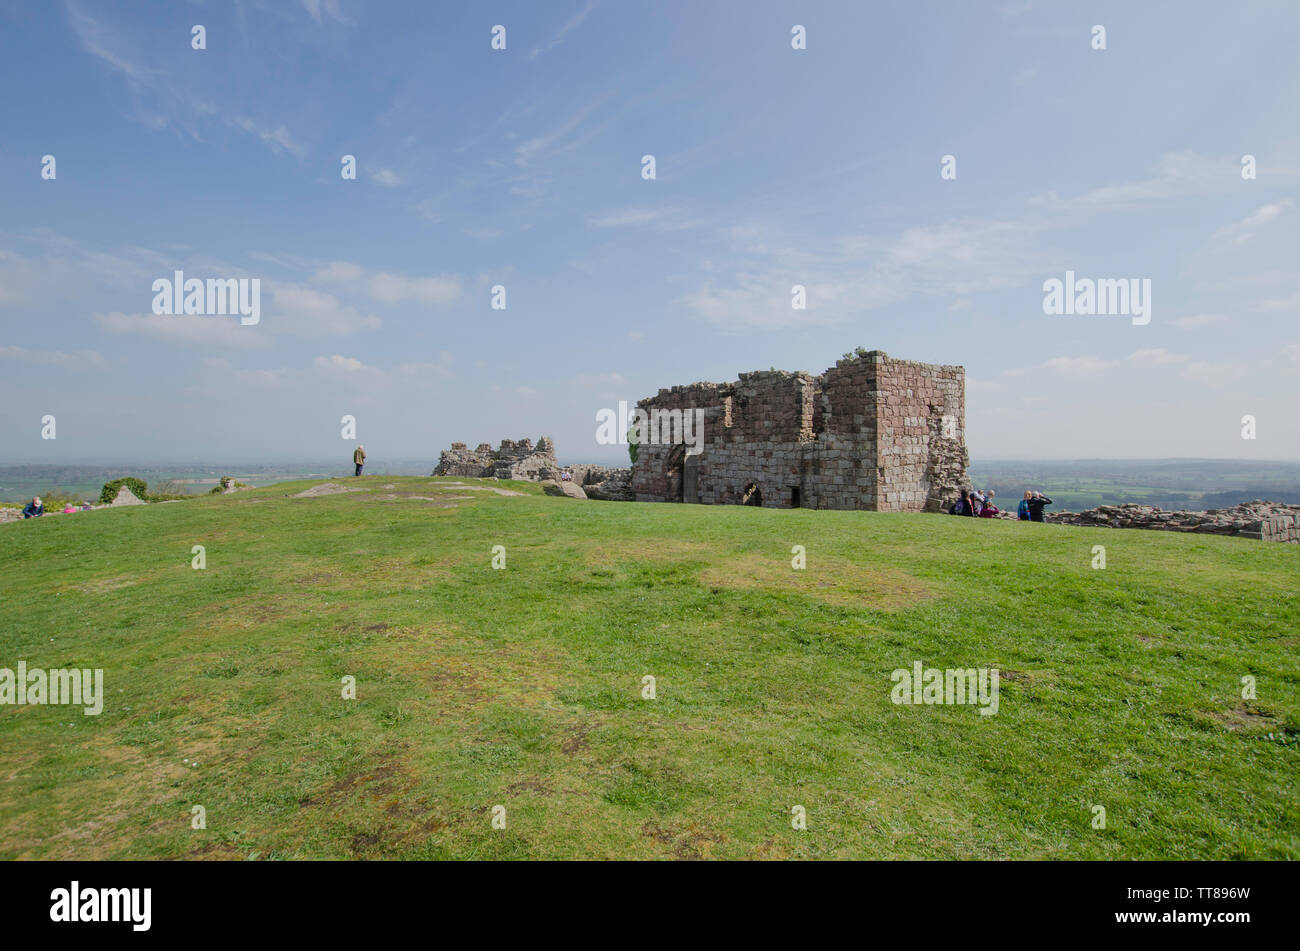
0, 462, 430, 503
970, 459, 1300, 511
1, 476, 1295, 859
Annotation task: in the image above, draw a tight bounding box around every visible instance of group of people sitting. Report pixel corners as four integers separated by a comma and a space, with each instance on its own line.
20, 496, 93, 519
949, 489, 1054, 521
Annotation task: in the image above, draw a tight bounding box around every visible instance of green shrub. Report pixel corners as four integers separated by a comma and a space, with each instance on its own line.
99, 477, 149, 505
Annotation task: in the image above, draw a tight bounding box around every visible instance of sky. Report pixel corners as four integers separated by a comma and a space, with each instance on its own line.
1, 0, 1298, 466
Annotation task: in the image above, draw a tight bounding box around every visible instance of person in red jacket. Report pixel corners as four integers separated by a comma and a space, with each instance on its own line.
979, 500, 1000, 518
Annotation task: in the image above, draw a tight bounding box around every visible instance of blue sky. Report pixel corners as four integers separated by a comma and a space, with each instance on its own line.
1, 0, 1297, 465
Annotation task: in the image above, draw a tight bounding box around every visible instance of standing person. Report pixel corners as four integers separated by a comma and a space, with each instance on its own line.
1017, 491, 1032, 521
353, 444, 366, 477
22, 496, 43, 518
1027, 490, 1053, 522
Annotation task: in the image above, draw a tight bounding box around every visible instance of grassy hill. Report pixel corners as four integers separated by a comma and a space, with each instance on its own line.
0, 476, 1296, 860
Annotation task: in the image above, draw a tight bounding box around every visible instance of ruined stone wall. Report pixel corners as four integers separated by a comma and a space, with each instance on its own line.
630, 350, 968, 511
433, 442, 496, 478
873, 355, 967, 513
1046, 501, 1300, 543
630, 373, 818, 507
433, 436, 560, 481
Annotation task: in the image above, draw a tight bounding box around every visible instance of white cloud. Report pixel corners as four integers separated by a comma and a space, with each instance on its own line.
267, 282, 382, 335
1167, 313, 1226, 329
0, 345, 107, 370
588, 206, 700, 231
300, 0, 346, 25
370, 168, 403, 187
529, 1, 597, 60
685, 216, 1045, 330
1041, 355, 1118, 376
93, 311, 270, 348
369, 272, 461, 304
227, 116, 305, 157
514, 93, 611, 167
1213, 199, 1294, 246
1127, 348, 1187, 366
1179, 359, 1247, 386
311, 260, 365, 282
1031, 151, 1228, 212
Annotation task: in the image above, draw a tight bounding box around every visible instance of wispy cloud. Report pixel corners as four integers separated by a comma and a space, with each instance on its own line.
1213, 199, 1294, 246
1041, 355, 1118, 376
1031, 151, 1229, 213
514, 93, 611, 167
369, 272, 461, 305
0, 344, 107, 370
1127, 347, 1187, 366
529, 1, 597, 60
228, 116, 306, 157
94, 312, 270, 349
300, 0, 347, 25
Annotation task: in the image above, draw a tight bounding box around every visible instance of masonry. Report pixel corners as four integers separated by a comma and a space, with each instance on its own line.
630, 350, 969, 512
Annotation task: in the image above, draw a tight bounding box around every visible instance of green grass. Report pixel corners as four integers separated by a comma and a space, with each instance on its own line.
0, 475, 1296, 860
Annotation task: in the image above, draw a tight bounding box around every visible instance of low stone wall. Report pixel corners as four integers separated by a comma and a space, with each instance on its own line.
432, 438, 631, 497
1045, 501, 1300, 543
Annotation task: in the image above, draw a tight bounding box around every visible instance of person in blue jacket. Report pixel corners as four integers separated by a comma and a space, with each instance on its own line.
22, 496, 44, 518
1017, 491, 1031, 521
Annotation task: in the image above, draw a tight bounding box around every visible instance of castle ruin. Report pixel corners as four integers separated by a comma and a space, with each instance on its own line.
630, 350, 968, 511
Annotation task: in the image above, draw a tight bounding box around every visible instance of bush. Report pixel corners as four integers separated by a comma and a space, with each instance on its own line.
99, 477, 149, 505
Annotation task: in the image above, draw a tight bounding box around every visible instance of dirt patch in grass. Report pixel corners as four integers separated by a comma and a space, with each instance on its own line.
293, 571, 341, 586
505, 778, 551, 795
293, 482, 366, 498
699, 553, 934, 610
748, 836, 791, 860
70, 574, 140, 594
641, 820, 725, 860
188, 841, 247, 860
583, 539, 715, 566
1210, 701, 1283, 733
561, 723, 593, 755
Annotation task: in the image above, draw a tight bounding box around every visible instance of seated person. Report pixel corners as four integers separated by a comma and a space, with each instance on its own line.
979, 501, 1000, 517
22, 496, 44, 518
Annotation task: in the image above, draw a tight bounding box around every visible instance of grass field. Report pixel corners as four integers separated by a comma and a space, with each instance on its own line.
1, 476, 1297, 860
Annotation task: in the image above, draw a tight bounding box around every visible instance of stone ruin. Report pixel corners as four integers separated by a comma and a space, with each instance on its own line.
434, 436, 562, 481
1045, 500, 1300, 543
631, 350, 968, 511
432, 436, 633, 500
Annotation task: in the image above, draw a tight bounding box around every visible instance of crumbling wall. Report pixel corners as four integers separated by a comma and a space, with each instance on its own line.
433, 437, 630, 491
433, 436, 560, 481
1047, 501, 1300, 543
630, 350, 968, 511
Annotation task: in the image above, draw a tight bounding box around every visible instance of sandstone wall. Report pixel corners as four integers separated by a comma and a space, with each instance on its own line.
630, 350, 968, 511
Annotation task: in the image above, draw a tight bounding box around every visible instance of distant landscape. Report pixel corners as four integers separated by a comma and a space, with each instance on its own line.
967, 460, 1300, 512
0, 461, 432, 504
5, 459, 1299, 512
